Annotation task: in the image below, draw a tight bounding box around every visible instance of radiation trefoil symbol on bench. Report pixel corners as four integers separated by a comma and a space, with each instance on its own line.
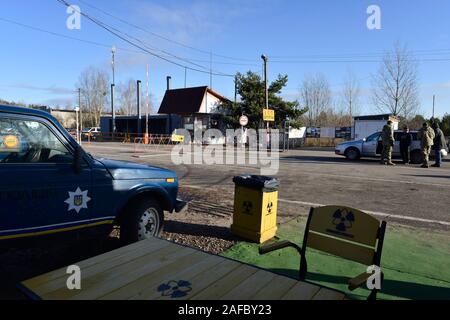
332, 209, 355, 232
65, 187, 91, 213
158, 280, 192, 298
243, 201, 253, 215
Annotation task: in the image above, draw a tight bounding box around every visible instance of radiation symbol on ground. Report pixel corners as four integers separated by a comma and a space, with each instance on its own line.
243, 201, 253, 215
332, 209, 355, 232
267, 202, 274, 215
158, 280, 192, 299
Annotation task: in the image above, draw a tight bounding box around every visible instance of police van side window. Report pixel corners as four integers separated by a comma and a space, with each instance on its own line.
0, 118, 73, 164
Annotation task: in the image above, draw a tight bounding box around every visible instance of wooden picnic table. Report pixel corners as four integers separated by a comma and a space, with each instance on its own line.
19, 238, 346, 300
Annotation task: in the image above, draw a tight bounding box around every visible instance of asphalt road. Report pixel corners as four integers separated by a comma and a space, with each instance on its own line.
84, 142, 450, 230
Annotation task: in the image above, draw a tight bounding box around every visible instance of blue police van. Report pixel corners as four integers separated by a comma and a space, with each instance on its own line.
0, 105, 186, 248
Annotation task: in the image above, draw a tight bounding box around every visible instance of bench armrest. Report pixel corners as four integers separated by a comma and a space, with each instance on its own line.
259, 240, 302, 255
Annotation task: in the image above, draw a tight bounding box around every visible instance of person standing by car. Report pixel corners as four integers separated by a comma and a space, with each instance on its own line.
431, 122, 447, 167
381, 120, 395, 166
417, 122, 435, 168
399, 126, 413, 165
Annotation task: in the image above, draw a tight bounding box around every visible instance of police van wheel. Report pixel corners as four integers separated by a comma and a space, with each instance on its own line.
345, 148, 360, 161
121, 198, 164, 244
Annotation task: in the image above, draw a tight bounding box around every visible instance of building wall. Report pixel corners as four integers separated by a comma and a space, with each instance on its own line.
353, 120, 399, 140
199, 92, 222, 114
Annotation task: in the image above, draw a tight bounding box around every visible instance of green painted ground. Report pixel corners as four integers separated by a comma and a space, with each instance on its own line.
221, 218, 450, 300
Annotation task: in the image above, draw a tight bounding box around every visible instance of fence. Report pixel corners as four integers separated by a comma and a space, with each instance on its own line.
133, 134, 179, 155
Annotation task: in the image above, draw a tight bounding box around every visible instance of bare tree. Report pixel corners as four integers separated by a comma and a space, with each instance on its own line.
300, 73, 332, 126
341, 71, 361, 118
76, 66, 109, 127
119, 79, 137, 115
372, 43, 419, 118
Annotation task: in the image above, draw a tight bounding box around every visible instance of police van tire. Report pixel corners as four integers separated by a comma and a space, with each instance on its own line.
120, 198, 164, 244
345, 148, 360, 161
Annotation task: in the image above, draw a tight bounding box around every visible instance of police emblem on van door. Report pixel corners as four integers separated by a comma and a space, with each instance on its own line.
65, 187, 91, 213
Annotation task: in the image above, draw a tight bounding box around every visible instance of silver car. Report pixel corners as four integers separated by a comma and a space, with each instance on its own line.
335, 131, 425, 164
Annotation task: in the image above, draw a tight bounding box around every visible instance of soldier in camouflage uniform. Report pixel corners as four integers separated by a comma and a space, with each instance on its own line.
417, 122, 435, 168
380, 120, 395, 166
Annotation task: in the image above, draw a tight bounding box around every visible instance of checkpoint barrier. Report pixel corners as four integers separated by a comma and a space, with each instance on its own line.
133, 134, 181, 155
80, 132, 139, 144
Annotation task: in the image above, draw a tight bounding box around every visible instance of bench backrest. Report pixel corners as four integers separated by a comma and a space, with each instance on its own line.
303, 206, 386, 266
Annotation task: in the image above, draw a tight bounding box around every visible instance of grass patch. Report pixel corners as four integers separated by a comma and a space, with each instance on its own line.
221, 217, 450, 300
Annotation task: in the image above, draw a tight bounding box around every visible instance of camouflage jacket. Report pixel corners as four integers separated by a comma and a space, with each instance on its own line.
417, 126, 435, 148
381, 124, 394, 146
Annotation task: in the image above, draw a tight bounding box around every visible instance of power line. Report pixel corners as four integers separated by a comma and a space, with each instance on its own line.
56, 0, 235, 77
270, 48, 450, 59
271, 58, 450, 64
77, 0, 256, 62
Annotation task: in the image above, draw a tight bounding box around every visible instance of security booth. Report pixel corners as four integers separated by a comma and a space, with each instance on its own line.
231, 175, 279, 243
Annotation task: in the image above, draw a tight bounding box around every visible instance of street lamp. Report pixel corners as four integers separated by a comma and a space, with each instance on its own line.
75, 106, 80, 144
261, 54, 269, 149
111, 45, 116, 138
111, 45, 116, 84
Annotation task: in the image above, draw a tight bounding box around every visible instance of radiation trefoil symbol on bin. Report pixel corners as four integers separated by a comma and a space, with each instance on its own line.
243, 201, 253, 215
267, 202, 274, 215
157, 280, 192, 299
332, 209, 355, 232
65, 187, 91, 213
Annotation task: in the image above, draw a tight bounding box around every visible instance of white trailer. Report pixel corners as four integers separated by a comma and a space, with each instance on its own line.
352, 114, 399, 140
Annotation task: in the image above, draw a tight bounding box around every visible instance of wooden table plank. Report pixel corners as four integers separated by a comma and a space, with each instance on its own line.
99, 250, 213, 300
250, 274, 298, 300
312, 287, 346, 300
132, 254, 227, 300
157, 259, 242, 300
21, 238, 346, 301
22, 239, 161, 290
219, 270, 278, 300
281, 281, 322, 300
189, 264, 259, 300
39, 241, 192, 300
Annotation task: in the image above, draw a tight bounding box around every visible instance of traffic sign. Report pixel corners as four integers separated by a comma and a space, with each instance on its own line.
239, 115, 249, 127
263, 109, 275, 122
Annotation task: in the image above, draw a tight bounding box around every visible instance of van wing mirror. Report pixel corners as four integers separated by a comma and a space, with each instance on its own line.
73, 145, 82, 174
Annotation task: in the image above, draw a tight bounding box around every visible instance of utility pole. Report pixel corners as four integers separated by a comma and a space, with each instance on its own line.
184, 67, 187, 88
145, 64, 149, 144
432, 94, 436, 119
75, 106, 79, 144
137, 80, 141, 136
261, 54, 269, 149
111, 45, 116, 140
210, 51, 213, 89
78, 88, 82, 145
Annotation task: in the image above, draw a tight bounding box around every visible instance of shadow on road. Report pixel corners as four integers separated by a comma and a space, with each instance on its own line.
280, 155, 380, 165
402, 174, 450, 180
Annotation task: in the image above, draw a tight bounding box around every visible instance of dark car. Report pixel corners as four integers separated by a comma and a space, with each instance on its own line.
0, 105, 186, 248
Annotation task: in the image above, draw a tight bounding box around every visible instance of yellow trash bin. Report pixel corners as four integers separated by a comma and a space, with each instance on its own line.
231, 175, 279, 243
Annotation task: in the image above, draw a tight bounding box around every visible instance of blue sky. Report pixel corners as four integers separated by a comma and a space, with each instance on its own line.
0, 0, 449, 117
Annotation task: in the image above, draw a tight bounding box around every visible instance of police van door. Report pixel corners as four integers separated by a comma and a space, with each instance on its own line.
0, 114, 92, 241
